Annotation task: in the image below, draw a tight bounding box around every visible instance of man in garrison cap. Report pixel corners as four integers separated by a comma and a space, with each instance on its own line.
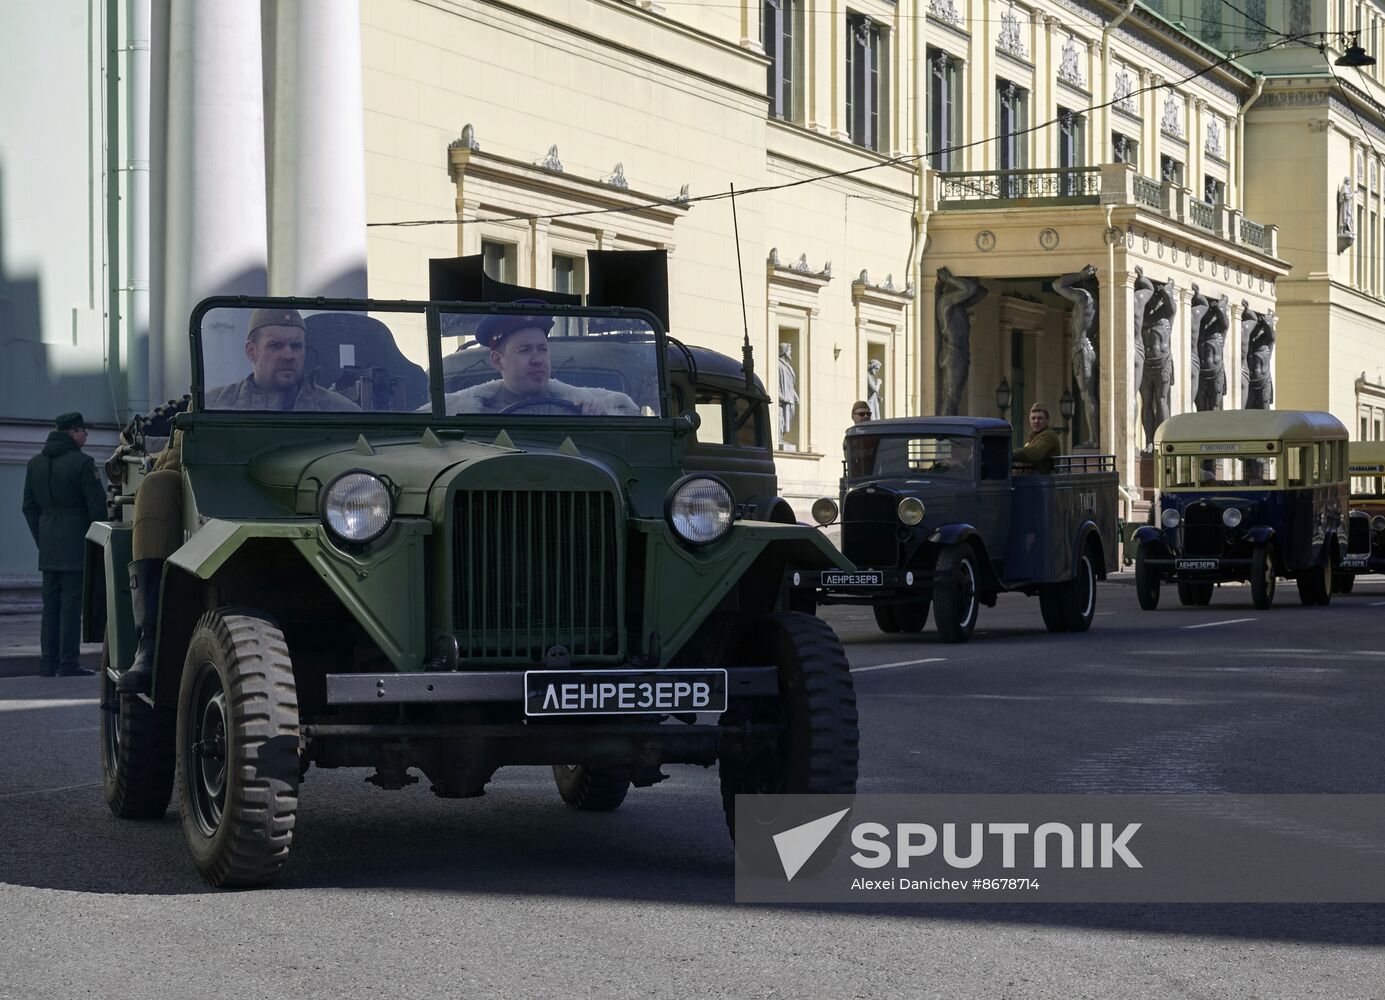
440, 301, 638, 416
22, 412, 106, 676
1013, 402, 1062, 474
204, 308, 359, 411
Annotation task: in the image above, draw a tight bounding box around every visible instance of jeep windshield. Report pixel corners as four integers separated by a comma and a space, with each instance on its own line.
846, 433, 974, 481
197, 303, 432, 413
438, 308, 662, 418
195, 302, 665, 418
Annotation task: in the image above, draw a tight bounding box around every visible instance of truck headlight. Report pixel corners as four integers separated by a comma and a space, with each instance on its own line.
1373, 515, 1385, 534
811, 498, 839, 526
1161, 508, 1181, 529
897, 497, 925, 525
1222, 507, 1243, 528
321, 471, 393, 544
666, 475, 734, 545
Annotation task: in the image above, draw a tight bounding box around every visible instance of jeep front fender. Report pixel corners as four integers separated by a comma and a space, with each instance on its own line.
167, 517, 432, 672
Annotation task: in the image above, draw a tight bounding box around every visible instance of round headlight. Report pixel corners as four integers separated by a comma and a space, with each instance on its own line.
1373, 515, 1385, 533
667, 476, 734, 545
898, 497, 925, 526
811, 497, 839, 526
1222, 507, 1243, 528
1161, 507, 1181, 529
322, 471, 393, 544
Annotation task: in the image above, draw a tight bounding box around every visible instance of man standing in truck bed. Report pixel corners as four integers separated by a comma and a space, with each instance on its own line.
1013, 402, 1062, 474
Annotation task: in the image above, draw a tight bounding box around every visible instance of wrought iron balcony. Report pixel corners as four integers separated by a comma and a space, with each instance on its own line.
931, 163, 1278, 257
938, 166, 1101, 206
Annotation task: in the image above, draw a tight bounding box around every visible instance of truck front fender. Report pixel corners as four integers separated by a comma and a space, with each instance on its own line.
928, 523, 979, 547
83, 521, 133, 662
1131, 524, 1166, 547
1243, 524, 1276, 545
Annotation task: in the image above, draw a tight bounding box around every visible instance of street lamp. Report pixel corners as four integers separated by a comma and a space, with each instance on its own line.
995, 376, 1012, 419
1336, 31, 1377, 68
1059, 388, 1075, 446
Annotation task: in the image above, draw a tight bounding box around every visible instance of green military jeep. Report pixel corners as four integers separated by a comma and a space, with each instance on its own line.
85, 295, 858, 887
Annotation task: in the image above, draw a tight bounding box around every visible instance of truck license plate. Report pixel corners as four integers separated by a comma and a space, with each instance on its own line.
1341, 556, 1369, 569
822, 570, 884, 587
1176, 559, 1219, 571
524, 669, 728, 717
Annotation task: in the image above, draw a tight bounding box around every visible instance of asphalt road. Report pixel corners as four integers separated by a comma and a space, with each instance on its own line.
2, 579, 1384, 999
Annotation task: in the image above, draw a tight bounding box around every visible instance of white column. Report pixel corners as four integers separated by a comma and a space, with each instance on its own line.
162, 0, 269, 396
127, 0, 152, 415
269, 0, 368, 299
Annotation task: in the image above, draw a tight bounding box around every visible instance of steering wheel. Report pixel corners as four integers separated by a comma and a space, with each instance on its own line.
498, 395, 583, 415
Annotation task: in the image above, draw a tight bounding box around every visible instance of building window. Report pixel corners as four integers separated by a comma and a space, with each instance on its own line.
1204, 176, 1225, 205
1358, 203, 1367, 288
482, 240, 516, 283
1112, 132, 1138, 165
847, 14, 886, 151
552, 253, 582, 295
1160, 155, 1184, 185
764, 0, 802, 122
1058, 108, 1086, 195
997, 80, 1029, 195
927, 47, 962, 170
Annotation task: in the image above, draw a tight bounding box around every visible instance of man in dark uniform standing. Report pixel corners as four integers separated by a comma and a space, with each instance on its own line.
22, 412, 106, 676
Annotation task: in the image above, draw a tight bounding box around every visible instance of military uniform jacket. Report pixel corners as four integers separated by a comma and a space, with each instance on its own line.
204, 377, 360, 412
22, 431, 107, 571
1013, 428, 1062, 473
440, 378, 639, 416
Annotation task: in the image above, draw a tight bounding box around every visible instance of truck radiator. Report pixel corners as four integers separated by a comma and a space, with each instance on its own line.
452, 490, 620, 659
1181, 503, 1224, 557
1348, 511, 1371, 554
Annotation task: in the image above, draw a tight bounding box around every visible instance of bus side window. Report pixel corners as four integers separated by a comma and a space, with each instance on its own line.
1287, 445, 1308, 487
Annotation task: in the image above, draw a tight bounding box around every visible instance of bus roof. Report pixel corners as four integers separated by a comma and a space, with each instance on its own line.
1155, 409, 1347, 446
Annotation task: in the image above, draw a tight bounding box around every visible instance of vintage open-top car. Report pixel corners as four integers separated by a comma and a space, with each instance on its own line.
792, 417, 1120, 642
84, 274, 858, 887
1336, 440, 1385, 591
1133, 409, 1349, 609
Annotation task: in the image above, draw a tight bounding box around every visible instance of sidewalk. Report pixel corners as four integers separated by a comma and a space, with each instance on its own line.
0, 612, 102, 679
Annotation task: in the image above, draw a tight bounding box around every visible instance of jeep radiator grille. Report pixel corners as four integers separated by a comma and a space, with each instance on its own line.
452, 491, 620, 659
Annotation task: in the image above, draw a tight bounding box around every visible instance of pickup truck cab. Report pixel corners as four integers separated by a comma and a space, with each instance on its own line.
794, 417, 1120, 642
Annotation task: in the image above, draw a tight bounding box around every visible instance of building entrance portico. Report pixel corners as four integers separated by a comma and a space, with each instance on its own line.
919, 163, 1289, 516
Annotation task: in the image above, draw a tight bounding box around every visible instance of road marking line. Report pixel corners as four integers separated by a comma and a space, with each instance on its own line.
1179, 618, 1256, 630
852, 657, 946, 673
1370, 602, 1385, 607
0, 782, 102, 801
0, 698, 100, 712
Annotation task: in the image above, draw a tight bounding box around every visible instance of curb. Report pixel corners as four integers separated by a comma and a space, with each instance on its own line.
0, 649, 102, 680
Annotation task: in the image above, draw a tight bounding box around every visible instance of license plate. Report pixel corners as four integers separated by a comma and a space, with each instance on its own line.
1341, 556, 1369, 569
822, 570, 884, 587
524, 669, 728, 717
1176, 559, 1219, 571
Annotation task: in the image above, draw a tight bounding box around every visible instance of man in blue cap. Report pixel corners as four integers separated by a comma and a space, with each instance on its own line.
22, 412, 106, 676
441, 302, 639, 415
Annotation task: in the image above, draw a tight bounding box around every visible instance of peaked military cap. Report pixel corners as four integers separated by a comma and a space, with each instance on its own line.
55, 412, 86, 431
475, 299, 554, 349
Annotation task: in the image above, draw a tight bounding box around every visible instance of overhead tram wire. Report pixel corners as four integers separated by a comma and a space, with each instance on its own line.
367, 32, 1309, 233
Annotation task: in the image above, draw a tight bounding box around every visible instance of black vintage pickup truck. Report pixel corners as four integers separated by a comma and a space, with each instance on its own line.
793, 417, 1120, 642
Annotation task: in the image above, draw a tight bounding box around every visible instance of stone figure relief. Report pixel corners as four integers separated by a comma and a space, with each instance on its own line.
866, 359, 884, 420
1239, 300, 1259, 404
1191, 284, 1230, 412
777, 341, 799, 448
1054, 265, 1100, 448
935, 267, 988, 416
1113, 70, 1135, 113
1161, 94, 1184, 138
1245, 309, 1276, 409
1205, 118, 1224, 159
1058, 36, 1083, 87
1139, 273, 1177, 451
998, 5, 1026, 58
1338, 176, 1356, 242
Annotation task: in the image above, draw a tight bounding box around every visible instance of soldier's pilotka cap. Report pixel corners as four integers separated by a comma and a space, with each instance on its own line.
475, 299, 554, 349
1029, 402, 1051, 416
246, 307, 306, 339
55, 412, 86, 431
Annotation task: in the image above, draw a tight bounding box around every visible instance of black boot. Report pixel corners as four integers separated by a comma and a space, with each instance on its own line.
117, 559, 163, 695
